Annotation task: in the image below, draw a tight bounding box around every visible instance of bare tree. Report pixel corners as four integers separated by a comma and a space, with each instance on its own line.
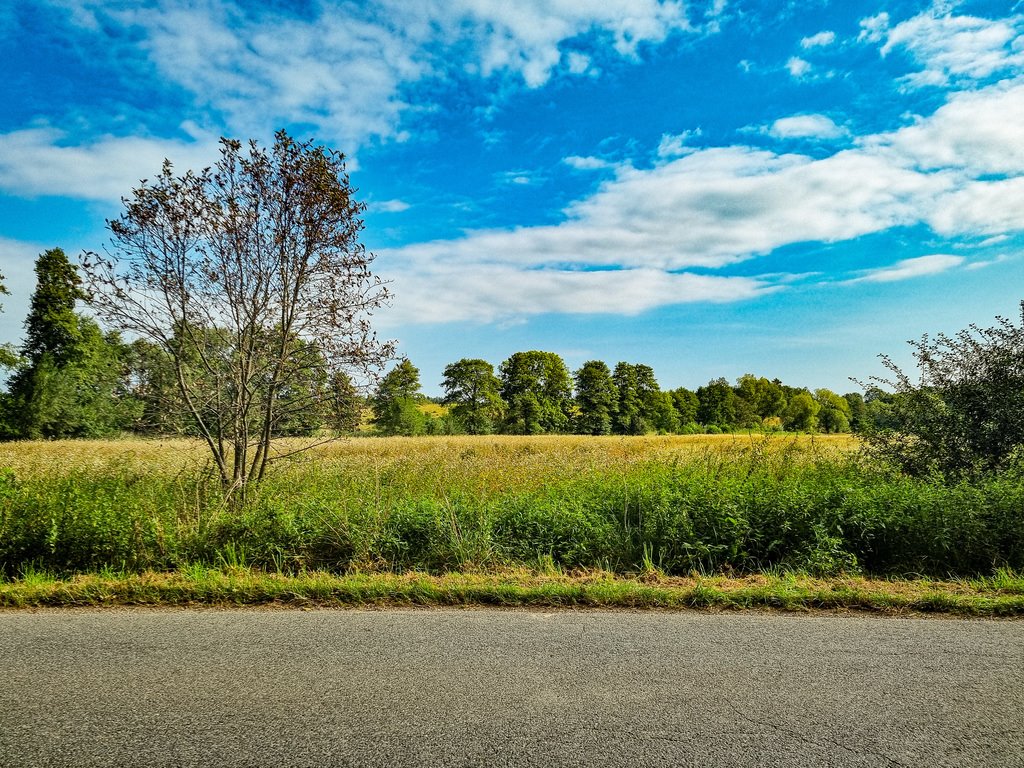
83, 131, 392, 491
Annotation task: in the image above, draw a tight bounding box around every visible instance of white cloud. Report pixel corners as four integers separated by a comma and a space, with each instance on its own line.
965, 254, 1010, 270
848, 254, 964, 283
977, 235, 1010, 247
872, 6, 1024, 87
563, 155, 615, 170
768, 114, 846, 140
928, 177, 1024, 236
559, 147, 947, 269
428, 0, 696, 85
13, 3, 1024, 328
374, 75, 1024, 324
801, 31, 835, 49
49, 0, 702, 148
858, 12, 889, 44
566, 51, 592, 75
867, 82, 1024, 175
133, 3, 424, 150
0, 237, 52, 347
786, 56, 812, 77
386, 146, 946, 277
497, 170, 541, 186
369, 199, 411, 213
657, 130, 702, 158
0, 126, 219, 201
376, 264, 773, 326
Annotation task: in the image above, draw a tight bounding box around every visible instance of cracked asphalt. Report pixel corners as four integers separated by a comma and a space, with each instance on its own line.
1, 609, 1021, 767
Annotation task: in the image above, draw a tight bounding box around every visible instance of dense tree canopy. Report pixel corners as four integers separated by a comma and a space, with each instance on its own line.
783, 392, 819, 432
573, 360, 617, 435
499, 351, 573, 434
373, 358, 426, 436
442, 358, 503, 435
815, 389, 852, 434
0, 244, 929, 444
696, 378, 737, 429
2, 249, 136, 439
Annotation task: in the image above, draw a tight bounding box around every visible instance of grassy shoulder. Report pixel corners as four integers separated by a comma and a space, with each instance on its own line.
3, 567, 1022, 616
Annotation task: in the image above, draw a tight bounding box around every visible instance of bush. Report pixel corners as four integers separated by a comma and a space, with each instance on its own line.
862, 302, 1024, 479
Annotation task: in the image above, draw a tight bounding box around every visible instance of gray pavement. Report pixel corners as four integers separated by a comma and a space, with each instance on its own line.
0, 608, 1021, 767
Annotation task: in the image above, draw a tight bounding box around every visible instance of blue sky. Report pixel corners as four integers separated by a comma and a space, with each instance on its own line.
2, 0, 1023, 395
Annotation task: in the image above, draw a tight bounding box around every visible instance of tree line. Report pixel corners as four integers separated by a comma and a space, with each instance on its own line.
371, 353, 895, 437
0, 247, 900, 441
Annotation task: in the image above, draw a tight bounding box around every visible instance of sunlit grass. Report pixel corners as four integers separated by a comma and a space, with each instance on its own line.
2, 433, 1019, 585
0, 432, 858, 480
2, 567, 1021, 616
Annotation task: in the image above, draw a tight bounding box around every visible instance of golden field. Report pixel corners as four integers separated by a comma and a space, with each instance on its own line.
0, 432, 860, 483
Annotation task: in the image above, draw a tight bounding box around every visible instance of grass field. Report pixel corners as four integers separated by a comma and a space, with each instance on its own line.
1, 433, 1021, 612
0, 432, 858, 478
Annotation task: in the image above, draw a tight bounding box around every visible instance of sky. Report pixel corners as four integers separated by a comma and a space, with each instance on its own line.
1, 0, 1023, 396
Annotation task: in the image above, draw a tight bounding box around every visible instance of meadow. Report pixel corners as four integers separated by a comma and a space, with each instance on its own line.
1, 433, 1021, 594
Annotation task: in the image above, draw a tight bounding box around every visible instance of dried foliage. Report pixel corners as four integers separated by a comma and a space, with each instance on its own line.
82, 132, 393, 491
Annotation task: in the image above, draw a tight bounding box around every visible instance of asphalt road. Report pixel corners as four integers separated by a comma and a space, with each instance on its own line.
0, 609, 1021, 767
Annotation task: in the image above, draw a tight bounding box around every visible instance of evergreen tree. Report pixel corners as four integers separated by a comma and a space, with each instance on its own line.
4, 248, 137, 438
20, 248, 84, 367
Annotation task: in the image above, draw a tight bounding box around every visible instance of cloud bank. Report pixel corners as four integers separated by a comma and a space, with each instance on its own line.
379, 77, 1024, 324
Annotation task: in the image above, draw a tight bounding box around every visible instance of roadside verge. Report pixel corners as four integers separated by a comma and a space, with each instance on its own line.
2, 569, 1022, 615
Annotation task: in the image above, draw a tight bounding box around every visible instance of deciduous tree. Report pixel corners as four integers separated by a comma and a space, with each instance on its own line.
696, 378, 737, 429
783, 391, 819, 432
373, 358, 426, 436
83, 132, 392, 490
442, 358, 503, 434
861, 303, 1024, 478
814, 388, 852, 434
499, 351, 572, 434
670, 387, 699, 428
573, 360, 616, 435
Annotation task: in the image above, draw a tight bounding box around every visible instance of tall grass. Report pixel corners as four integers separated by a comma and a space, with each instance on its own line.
0, 434, 1019, 578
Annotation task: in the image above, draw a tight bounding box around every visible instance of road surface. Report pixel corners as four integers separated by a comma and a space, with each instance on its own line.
1, 608, 1021, 767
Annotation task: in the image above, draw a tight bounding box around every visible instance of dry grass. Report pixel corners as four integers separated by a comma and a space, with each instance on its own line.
0, 432, 859, 481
